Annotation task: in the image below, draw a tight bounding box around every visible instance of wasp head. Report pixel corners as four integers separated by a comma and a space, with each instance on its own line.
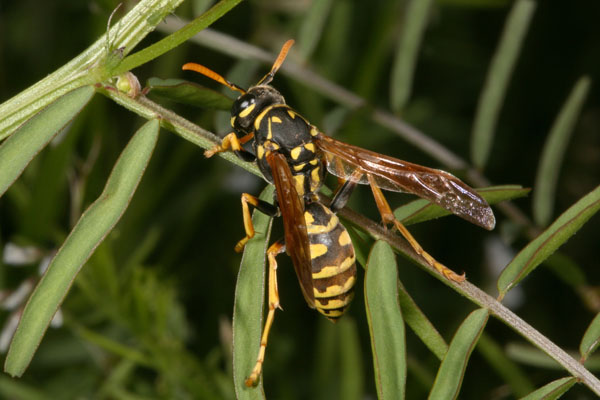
231, 86, 285, 134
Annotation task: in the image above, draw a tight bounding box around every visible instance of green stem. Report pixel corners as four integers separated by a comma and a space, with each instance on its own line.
0, 0, 185, 141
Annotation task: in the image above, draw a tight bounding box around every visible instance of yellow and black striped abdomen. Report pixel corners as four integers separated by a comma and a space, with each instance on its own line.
304, 202, 356, 321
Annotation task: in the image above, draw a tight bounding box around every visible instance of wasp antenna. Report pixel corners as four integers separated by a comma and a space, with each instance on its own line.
257, 39, 295, 86
182, 62, 246, 94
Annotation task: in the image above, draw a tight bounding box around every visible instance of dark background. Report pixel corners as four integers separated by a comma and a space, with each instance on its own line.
1, 0, 599, 398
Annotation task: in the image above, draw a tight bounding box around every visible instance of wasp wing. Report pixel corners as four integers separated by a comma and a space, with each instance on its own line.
315, 134, 495, 230
266, 152, 316, 307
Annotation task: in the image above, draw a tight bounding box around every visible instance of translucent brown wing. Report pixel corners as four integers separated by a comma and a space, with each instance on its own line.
315, 134, 496, 230
266, 152, 316, 307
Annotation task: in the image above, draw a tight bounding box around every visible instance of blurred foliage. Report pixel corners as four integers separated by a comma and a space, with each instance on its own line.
1, 0, 600, 398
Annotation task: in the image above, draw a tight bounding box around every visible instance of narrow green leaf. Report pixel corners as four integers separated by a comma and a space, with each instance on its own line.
146, 77, 233, 110
4, 119, 159, 377
390, 0, 434, 111
297, 0, 334, 60
505, 343, 561, 369
397, 281, 447, 361
470, 0, 536, 169
365, 241, 406, 400
313, 319, 340, 400
232, 185, 274, 399
114, 0, 244, 76
580, 313, 600, 362
339, 318, 364, 400
0, 85, 94, 198
497, 185, 600, 296
477, 333, 534, 397
519, 377, 577, 400
533, 76, 591, 227
394, 185, 529, 226
429, 308, 489, 400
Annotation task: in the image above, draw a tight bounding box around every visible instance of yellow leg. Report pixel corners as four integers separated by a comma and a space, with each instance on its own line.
245, 240, 285, 387
235, 193, 261, 253
204, 132, 254, 158
367, 175, 465, 282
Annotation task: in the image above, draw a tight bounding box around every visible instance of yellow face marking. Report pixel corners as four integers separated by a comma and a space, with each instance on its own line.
230, 116, 236, 127
312, 256, 354, 279
256, 145, 265, 160
271, 116, 282, 123
338, 230, 352, 247
313, 276, 356, 298
306, 212, 338, 235
238, 103, 256, 118
309, 243, 328, 259
287, 110, 296, 119
290, 146, 302, 160
304, 142, 316, 153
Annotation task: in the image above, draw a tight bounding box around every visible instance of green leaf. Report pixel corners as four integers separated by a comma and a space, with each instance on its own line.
477, 333, 534, 397
519, 377, 576, 400
232, 185, 274, 399
429, 308, 489, 400
0, 85, 94, 198
470, 0, 536, 169
533, 76, 591, 226
365, 241, 406, 399
394, 185, 529, 226
497, 185, 600, 297
114, 0, 244, 76
390, 0, 434, 111
580, 313, 600, 362
339, 318, 364, 400
505, 343, 561, 369
146, 77, 233, 110
4, 119, 159, 377
397, 281, 447, 361
297, 0, 334, 60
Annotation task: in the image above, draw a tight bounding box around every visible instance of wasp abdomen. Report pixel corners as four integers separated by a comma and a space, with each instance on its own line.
304, 202, 356, 321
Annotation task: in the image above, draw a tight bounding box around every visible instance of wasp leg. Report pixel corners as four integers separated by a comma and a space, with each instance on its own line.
204, 132, 255, 158
236, 193, 279, 253
329, 171, 361, 212
245, 239, 285, 387
367, 175, 465, 282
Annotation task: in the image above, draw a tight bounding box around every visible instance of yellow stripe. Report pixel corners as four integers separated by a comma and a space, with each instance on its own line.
293, 163, 305, 172
230, 116, 236, 127
254, 105, 274, 131
315, 297, 351, 310
312, 256, 354, 279
290, 146, 302, 160
304, 142, 316, 153
313, 276, 355, 298
306, 212, 338, 235
256, 145, 265, 160
311, 167, 321, 186
309, 243, 328, 259
294, 174, 305, 195
287, 110, 296, 119
271, 116, 282, 123
338, 230, 352, 246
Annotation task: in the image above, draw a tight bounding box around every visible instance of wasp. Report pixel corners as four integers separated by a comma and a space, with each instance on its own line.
182, 40, 495, 387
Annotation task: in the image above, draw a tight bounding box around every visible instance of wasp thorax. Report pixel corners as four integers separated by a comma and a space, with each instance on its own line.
231, 86, 285, 133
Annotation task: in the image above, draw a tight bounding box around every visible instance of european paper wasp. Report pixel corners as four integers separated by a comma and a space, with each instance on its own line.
182, 39, 495, 387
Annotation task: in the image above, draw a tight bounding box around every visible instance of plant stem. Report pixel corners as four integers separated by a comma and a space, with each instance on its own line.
0, 0, 185, 140
336, 205, 600, 396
